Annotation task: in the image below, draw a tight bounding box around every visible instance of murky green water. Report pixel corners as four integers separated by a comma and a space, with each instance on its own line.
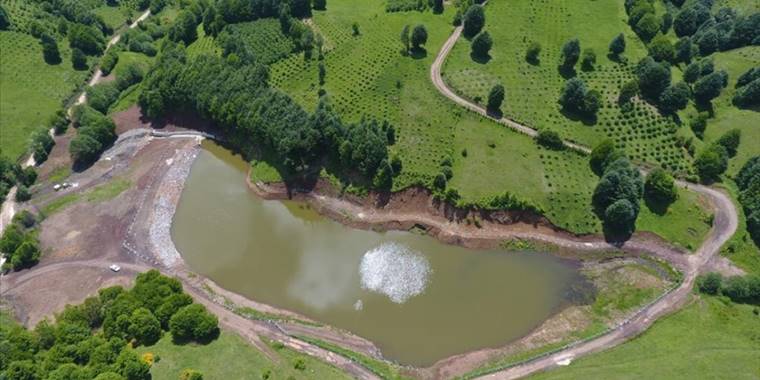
172, 143, 587, 366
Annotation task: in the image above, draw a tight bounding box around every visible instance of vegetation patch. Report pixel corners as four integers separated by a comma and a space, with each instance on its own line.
296, 335, 412, 380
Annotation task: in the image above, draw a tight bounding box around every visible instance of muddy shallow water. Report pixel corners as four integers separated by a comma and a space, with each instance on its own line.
172, 143, 590, 366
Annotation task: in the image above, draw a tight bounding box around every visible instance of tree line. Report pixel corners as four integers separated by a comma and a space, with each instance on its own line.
138, 43, 396, 187
737, 156, 760, 245
0, 270, 219, 380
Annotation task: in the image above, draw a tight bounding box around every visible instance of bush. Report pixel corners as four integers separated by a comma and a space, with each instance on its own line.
169, 304, 219, 342
618, 80, 639, 104
715, 129, 741, 157
471, 31, 492, 57
15, 186, 31, 202
581, 48, 596, 70
697, 272, 722, 295
72, 48, 87, 70
648, 35, 674, 62
658, 82, 690, 113
609, 33, 625, 56
487, 84, 505, 112
100, 51, 119, 75
636, 56, 671, 98
560, 38, 580, 68
590, 139, 617, 175
644, 167, 677, 206
411, 24, 427, 49
463, 5, 485, 38
87, 83, 121, 113
41, 34, 61, 64
526, 41, 541, 63
604, 198, 637, 235
733, 78, 760, 108
693, 70, 728, 103
68, 23, 105, 55
180, 369, 204, 380
694, 144, 728, 183
535, 130, 564, 150
689, 112, 709, 139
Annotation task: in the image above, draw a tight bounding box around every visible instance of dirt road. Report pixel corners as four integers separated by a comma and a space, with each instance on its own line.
430, 19, 739, 380
0, 257, 380, 380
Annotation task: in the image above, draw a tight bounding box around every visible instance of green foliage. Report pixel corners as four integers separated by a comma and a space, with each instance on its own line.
609, 33, 625, 56
715, 129, 741, 158
88, 82, 121, 113
72, 47, 87, 70
68, 23, 105, 55
168, 10, 199, 45
0, 4, 9, 30
589, 139, 617, 175
618, 79, 639, 104
635, 56, 671, 99
592, 156, 643, 237
180, 369, 204, 380
658, 82, 690, 113
169, 304, 219, 343
581, 48, 596, 70
0, 214, 41, 271
463, 4, 485, 38
674, 36, 695, 64
696, 272, 760, 305
644, 167, 677, 206
688, 111, 709, 139
559, 77, 599, 116
648, 35, 674, 62
411, 24, 427, 49
386, 0, 426, 13
694, 144, 728, 183
217, 19, 294, 65
41, 34, 61, 64
535, 130, 564, 150
733, 66, 760, 108
560, 38, 580, 68
101, 51, 119, 75
737, 156, 760, 245
693, 70, 728, 103
525, 41, 540, 63
128, 308, 161, 346
69, 107, 116, 164
471, 30, 492, 58
487, 83, 504, 112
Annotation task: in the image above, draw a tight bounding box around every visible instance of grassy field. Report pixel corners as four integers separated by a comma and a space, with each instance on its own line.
137, 332, 352, 380
697, 46, 760, 176
442, 0, 692, 176
0, 30, 89, 159
530, 297, 760, 380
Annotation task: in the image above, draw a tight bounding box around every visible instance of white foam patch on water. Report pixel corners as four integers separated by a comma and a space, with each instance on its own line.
359, 242, 431, 303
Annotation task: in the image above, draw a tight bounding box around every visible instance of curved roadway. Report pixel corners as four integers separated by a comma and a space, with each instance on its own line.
431, 23, 739, 380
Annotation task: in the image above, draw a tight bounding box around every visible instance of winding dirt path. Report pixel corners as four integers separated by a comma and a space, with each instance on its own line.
430, 20, 739, 380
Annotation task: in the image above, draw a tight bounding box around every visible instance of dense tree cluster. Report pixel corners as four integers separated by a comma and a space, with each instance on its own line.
69, 106, 117, 165
673, 1, 759, 53
733, 66, 760, 108
411, 24, 427, 49
737, 156, 760, 244
697, 272, 760, 305
590, 141, 643, 237
87, 63, 144, 113
0, 211, 41, 271
658, 81, 691, 113
0, 270, 219, 380
558, 77, 600, 116
624, 0, 661, 41
139, 44, 395, 187
693, 69, 728, 103
609, 33, 625, 57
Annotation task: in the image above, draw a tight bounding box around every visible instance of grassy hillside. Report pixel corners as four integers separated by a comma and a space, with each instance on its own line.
137, 332, 352, 380
442, 0, 692, 176
530, 297, 760, 380
0, 31, 89, 159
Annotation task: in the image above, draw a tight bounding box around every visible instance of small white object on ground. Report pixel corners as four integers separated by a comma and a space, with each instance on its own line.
105, 157, 112, 161
584, 242, 593, 247
109, 264, 121, 272
53, 184, 61, 191
555, 354, 574, 366
353, 299, 363, 311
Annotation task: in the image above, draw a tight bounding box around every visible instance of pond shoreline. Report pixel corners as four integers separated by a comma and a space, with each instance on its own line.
140, 140, 684, 377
